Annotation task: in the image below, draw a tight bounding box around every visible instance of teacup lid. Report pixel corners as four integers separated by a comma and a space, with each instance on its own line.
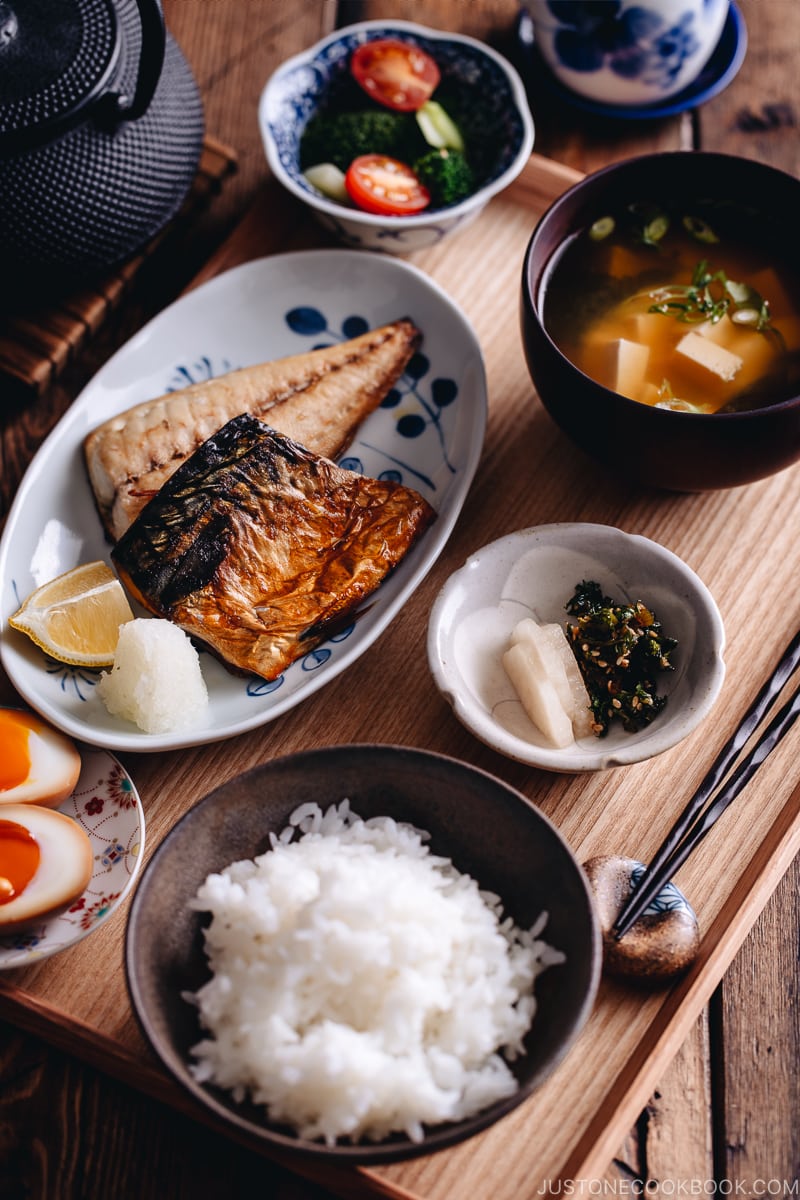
0, 0, 120, 152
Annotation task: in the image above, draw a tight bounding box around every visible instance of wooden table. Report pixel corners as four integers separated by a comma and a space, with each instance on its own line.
1, 2, 798, 1195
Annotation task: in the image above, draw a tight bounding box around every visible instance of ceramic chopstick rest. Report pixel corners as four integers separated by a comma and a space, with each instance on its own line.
583, 855, 700, 985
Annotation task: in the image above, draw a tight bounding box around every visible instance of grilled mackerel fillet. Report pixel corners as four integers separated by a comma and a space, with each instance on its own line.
111, 414, 436, 681
84, 319, 421, 542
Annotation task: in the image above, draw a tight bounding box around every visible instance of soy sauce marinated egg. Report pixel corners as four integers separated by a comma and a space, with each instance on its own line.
0, 708, 81, 808
0, 803, 93, 933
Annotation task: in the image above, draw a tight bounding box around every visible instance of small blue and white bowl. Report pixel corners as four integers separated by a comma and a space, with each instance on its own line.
259, 20, 535, 255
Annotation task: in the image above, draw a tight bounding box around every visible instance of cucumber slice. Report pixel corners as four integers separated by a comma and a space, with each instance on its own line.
303, 163, 350, 204
415, 101, 465, 152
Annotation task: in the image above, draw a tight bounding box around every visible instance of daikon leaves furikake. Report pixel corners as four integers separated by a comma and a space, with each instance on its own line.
565, 580, 677, 736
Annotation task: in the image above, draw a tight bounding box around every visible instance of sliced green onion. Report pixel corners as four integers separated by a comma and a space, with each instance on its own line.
643, 214, 670, 245
725, 278, 753, 305
683, 215, 720, 244
589, 216, 615, 241
730, 307, 761, 326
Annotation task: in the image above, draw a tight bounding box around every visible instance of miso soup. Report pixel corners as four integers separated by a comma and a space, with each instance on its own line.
542, 202, 800, 414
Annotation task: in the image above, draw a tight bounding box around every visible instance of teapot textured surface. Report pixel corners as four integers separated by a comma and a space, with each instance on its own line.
0, 0, 204, 287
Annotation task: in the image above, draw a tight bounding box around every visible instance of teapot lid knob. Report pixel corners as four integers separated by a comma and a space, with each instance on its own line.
0, 0, 121, 153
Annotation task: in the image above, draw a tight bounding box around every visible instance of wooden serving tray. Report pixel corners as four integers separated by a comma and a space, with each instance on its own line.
2, 153, 800, 1200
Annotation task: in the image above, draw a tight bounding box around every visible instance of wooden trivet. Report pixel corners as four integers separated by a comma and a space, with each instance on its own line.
0, 136, 237, 396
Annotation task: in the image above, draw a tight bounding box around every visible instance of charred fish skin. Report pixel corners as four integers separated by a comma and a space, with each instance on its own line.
84, 319, 422, 542
112, 414, 436, 682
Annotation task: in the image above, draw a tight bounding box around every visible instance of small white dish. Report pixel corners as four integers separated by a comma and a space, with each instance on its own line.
259, 19, 534, 254
0, 746, 144, 968
427, 523, 726, 772
0, 250, 486, 753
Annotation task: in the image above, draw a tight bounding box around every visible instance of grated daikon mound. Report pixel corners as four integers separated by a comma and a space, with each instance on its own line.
97, 618, 208, 733
185, 800, 565, 1146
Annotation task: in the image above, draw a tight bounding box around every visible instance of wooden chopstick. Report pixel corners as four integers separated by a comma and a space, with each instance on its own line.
613, 628, 800, 940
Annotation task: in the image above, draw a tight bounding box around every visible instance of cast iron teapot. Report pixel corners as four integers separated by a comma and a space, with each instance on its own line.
0, 0, 204, 287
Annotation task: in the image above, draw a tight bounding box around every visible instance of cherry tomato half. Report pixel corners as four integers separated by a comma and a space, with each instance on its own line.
345, 155, 431, 216
350, 38, 441, 112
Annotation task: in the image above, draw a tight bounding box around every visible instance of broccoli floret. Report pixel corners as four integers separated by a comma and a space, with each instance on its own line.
431, 85, 499, 182
299, 110, 425, 173
412, 148, 474, 208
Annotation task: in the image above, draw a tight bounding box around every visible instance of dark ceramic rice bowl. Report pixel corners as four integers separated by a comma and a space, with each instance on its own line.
125, 744, 600, 1163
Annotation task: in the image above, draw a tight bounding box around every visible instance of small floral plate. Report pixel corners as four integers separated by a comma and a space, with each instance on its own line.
0, 747, 144, 968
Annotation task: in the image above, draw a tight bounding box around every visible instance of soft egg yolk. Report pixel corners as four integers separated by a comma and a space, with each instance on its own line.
0, 709, 35, 793
0, 818, 41, 905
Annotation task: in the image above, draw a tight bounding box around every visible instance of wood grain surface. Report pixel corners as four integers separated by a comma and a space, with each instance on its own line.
2, 2, 799, 1197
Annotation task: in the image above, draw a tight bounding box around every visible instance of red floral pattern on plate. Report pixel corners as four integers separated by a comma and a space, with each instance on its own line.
0, 746, 144, 968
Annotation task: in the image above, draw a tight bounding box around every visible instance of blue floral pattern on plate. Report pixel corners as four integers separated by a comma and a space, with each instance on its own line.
15, 299, 461, 708
0, 251, 486, 751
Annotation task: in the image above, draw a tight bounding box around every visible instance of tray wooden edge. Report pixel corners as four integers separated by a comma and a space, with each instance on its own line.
2, 149, 797, 1198
1, 777, 798, 1196
563, 774, 800, 1182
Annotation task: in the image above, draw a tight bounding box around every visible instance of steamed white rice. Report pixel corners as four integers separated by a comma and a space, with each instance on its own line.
185, 799, 565, 1146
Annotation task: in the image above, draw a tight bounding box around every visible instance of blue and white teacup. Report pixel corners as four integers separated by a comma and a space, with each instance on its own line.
525, 0, 729, 107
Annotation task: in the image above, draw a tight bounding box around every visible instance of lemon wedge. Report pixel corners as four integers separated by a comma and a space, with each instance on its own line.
9, 561, 134, 668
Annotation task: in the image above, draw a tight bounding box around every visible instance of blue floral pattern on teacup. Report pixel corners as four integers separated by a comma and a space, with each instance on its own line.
546, 1, 701, 89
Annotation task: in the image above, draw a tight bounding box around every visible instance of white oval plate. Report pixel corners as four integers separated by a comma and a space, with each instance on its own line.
427, 523, 726, 772
0, 746, 144, 968
0, 251, 486, 752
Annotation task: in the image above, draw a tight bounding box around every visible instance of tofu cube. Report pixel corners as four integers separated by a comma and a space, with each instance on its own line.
677, 330, 743, 381
627, 312, 672, 346
696, 316, 777, 378
694, 315, 740, 349
609, 338, 650, 399
606, 244, 646, 279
